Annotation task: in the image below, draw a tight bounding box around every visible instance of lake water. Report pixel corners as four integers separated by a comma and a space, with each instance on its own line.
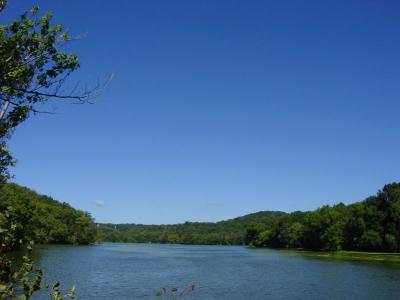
31, 243, 400, 299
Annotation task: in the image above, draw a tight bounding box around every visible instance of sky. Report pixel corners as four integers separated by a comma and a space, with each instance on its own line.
2, 0, 400, 224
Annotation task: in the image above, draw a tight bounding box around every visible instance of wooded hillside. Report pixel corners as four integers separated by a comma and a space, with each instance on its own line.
0, 183, 97, 251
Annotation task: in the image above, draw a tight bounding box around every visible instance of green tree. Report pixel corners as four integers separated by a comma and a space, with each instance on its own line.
0, 3, 101, 298
358, 230, 382, 251
0, 4, 104, 183
286, 222, 304, 248
343, 203, 366, 250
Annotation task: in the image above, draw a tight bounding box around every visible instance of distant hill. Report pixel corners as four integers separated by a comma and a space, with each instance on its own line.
0, 183, 97, 251
98, 211, 286, 245
98, 183, 400, 253
4, 182, 399, 252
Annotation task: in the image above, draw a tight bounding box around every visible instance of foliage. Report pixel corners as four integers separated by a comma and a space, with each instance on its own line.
98, 211, 285, 245
0, 183, 97, 250
0, 207, 76, 300
0, 5, 100, 184
0, 4, 100, 299
246, 183, 400, 252
0, 251, 76, 300
98, 183, 400, 253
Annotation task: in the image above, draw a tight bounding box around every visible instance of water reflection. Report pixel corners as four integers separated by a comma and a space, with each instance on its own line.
28, 243, 400, 300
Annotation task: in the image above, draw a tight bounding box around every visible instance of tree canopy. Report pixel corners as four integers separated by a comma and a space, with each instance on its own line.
0, 183, 97, 251
0, 4, 99, 299
0, 5, 101, 183
98, 211, 285, 245
99, 183, 400, 253
245, 183, 400, 252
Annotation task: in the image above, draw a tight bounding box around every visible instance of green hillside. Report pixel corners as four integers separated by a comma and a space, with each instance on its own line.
99, 183, 400, 253
3, 181, 400, 253
0, 183, 97, 251
245, 183, 400, 252
98, 211, 286, 245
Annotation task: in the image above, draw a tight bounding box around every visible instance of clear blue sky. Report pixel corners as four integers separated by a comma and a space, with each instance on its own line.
3, 0, 400, 224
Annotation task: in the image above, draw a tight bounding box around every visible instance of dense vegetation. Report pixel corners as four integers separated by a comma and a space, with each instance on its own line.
245, 183, 400, 252
99, 183, 400, 253
0, 183, 97, 251
0, 3, 99, 298
1, 180, 399, 254
98, 211, 285, 245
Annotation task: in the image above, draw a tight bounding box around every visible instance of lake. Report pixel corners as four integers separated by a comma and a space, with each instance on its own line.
31, 243, 400, 299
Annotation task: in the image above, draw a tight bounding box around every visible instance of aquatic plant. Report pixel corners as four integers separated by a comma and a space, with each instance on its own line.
155, 284, 196, 300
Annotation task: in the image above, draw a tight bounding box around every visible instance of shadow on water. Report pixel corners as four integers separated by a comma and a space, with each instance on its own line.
7, 244, 94, 271
5, 246, 43, 270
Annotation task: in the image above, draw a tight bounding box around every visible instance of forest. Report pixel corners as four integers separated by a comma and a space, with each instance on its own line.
98, 211, 285, 245
0, 183, 97, 252
1, 181, 400, 253
99, 183, 400, 252
245, 182, 400, 252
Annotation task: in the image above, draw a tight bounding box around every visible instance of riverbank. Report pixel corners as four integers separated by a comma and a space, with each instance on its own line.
279, 249, 400, 263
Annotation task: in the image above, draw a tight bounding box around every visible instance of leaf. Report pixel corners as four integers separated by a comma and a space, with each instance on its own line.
31, 5, 39, 14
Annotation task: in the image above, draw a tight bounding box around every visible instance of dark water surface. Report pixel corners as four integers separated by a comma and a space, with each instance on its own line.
32, 243, 400, 299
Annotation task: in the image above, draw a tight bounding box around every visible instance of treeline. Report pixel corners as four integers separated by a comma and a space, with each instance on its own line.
246, 183, 400, 252
99, 183, 400, 253
98, 211, 285, 245
0, 183, 97, 251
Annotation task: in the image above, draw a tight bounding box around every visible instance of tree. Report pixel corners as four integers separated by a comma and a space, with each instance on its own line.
0, 3, 102, 298
0, 4, 105, 183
